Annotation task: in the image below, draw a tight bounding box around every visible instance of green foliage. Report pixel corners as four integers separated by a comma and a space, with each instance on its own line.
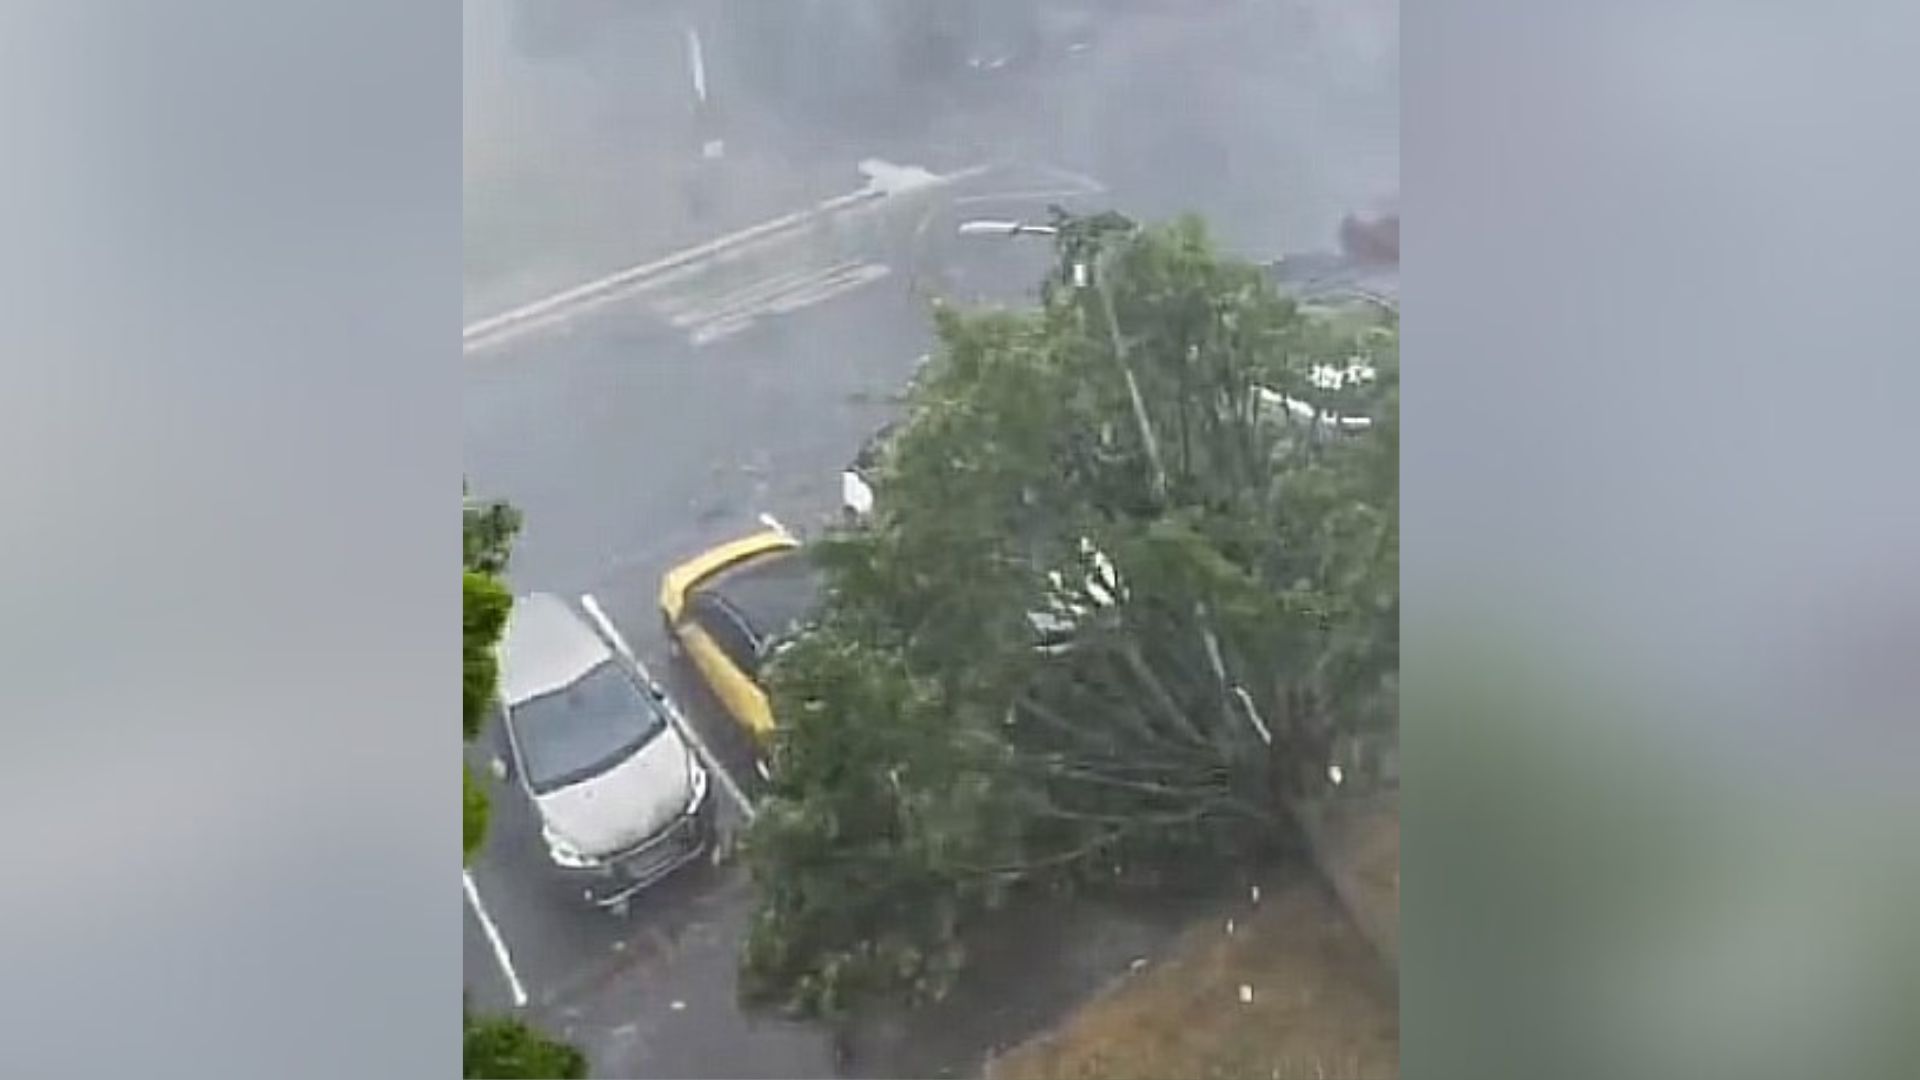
741, 215, 1399, 1016
464, 570, 514, 741
463, 1009, 586, 1079
741, 624, 1035, 1016
464, 491, 522, 576
462, 489, 518, 864
462, 488, 520, 740
464, 764, 490, 866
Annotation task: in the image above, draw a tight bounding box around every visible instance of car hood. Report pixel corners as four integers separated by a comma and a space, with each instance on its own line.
534, 727, 696, 857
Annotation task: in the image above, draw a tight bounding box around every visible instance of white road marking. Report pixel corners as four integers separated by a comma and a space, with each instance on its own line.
762, 262, 890, 316
463, 282, 654, 356
663, 264, 850, 330
672, 261, 891, 345
685, 26, 708, 105
578, 593, 756, 821
463, 870, 529, 1008
464, 162, 989, 354
687, 314, 756, 348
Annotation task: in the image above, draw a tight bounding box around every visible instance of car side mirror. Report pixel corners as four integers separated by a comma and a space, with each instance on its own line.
646, 680, 668, 702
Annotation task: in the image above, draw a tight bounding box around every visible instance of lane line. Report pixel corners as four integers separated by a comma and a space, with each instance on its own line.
687, 314, 757, 348
689, 261, 890, 328
685, 26, 708, 105
578, 593, 756, 821
464, 163, 990, 353
665, 263, 858, 329
463, 870, 529, 1008
761, 262, 891, 316
462, 284, 651, 356
462, 188, 879, 346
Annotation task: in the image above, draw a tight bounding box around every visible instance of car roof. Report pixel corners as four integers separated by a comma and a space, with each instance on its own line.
696, 546, 823, 644
498, 592, 611, 705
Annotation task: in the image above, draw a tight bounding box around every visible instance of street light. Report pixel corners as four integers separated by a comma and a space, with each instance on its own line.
955, 218, 1059, 238
956, 218, 1083, 286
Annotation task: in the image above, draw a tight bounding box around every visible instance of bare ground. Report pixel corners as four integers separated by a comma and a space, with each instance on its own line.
985, 798, 1400, 1080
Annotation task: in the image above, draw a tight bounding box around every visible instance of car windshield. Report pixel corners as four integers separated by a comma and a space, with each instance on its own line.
509, 661, 665, 795
706, 548, 824, 654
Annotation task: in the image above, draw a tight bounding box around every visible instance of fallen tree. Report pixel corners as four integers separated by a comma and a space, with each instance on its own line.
740, 215, 1398, 1016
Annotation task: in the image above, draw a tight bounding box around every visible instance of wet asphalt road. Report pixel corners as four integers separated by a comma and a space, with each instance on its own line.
463, 3, 1396, 1074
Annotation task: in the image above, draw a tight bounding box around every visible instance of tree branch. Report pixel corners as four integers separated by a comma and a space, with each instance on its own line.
1044, 656, 1218, 761
1117, 640, 1212, 747
1024, 756, 1229, 806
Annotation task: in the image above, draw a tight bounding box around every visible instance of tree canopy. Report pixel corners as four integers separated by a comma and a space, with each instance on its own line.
740, 215, 1398, 1016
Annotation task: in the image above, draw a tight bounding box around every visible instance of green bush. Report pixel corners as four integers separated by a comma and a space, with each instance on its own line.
463, 1011, 586, 1079
463, 571, 513, 740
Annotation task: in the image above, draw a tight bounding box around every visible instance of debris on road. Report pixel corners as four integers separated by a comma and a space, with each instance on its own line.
1238, 984, 1254, 1005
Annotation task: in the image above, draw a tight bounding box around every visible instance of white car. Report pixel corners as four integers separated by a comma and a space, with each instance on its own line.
493, 593, 710, 908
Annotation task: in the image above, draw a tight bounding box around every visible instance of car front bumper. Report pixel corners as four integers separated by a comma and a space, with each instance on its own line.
552, 797, 714, 909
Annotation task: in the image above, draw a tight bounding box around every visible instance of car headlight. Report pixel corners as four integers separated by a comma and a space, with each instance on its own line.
541, 825, 602, 870
685, 761, 710, 816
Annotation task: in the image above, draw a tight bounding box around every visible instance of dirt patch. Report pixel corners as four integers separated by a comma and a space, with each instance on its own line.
984, 870, 1398, 1080
1298, 793, 1399, 971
